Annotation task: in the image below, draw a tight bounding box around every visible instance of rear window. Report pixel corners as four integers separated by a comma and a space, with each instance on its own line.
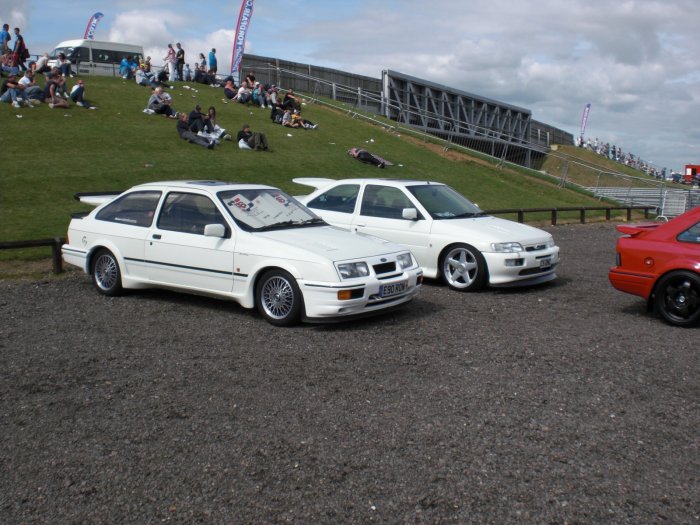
677, 221, 700, 243
95, 191, 162, 227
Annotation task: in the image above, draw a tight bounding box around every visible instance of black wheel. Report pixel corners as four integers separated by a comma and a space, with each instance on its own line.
255, 269, 303, 326
654, 271, 700, 327
440, 243, 488, 292
91, 249, 123, 296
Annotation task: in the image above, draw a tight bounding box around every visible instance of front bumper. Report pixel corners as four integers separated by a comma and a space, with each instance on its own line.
484, 246, 560, 287
300, 268, 423, 320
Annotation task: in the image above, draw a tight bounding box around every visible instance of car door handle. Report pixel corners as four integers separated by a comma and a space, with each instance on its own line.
152, 234, 161, 240
355, 223, 366, 228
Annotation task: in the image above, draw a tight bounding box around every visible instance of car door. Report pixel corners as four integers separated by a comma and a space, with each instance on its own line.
303, 183, 359, 231
92, 190, 162, 282
145, 191, 235, 293
352, 184, 432, 265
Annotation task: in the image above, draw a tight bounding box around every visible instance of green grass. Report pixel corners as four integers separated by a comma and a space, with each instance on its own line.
1, 75, 610, 261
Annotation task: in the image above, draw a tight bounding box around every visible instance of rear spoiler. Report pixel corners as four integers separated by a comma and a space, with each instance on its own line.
616, 223, 660, 236
292, 177, 337, 190
74, 190, 124, 207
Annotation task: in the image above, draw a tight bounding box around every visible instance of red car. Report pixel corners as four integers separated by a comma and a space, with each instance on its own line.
609, 207, 700, 327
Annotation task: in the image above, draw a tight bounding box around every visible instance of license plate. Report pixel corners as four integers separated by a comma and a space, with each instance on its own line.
379, 281, 407, 298
539, 258, 552, 269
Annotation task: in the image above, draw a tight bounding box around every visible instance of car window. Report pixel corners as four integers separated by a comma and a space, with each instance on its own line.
677, 221, 700, 243
95, 191, 161, 227
74, 47, 89, 61
408, 184, 483, 219
92, 49, 113, 63
360, 185, 415, 219
157, 192, 227, 235
307, 184, 359, 214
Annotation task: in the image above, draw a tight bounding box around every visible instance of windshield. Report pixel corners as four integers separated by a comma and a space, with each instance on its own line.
407, 184, 485, 219
218, 188, 325, 231
50, 47, 75, 60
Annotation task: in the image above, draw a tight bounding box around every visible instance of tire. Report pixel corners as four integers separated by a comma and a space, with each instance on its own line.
440, 243, 488, 292
91, 249, 123, 296
653, 271, 700, 327
255, 269, 303, 326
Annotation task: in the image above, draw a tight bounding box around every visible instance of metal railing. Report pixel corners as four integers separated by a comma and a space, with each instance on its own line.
1, 205, 656, 275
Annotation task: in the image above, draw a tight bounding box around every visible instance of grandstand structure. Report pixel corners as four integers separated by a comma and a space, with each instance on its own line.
240, 54, 572, 169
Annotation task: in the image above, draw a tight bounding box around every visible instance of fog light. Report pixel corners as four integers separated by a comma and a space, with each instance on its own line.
505, 258, 524, 267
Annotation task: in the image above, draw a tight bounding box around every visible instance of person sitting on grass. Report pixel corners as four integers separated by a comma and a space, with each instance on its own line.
55, 52, 74, 78
187, 104, 230, 142
44, 74, 69, 109
205, 106, 231, 141
18, 70, 44, 103
147, 86, 177, 118
237, 123, 270, 151
135, 65, 160, 88
223, 78, 236, 100
176, 112, 216, 149
291, 109, 317, 129
69, 79, 97, 109
0, 73, 32, 107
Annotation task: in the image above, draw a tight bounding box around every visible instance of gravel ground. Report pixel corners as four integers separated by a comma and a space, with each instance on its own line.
0, 222, 698, 524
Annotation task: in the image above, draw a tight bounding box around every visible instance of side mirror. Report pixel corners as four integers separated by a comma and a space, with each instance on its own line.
204, 223, 226, 237
402, 207, 418, 220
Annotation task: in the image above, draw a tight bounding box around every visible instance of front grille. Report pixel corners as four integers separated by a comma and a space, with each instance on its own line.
373, 262, 396, 275
525, 243, 549, 252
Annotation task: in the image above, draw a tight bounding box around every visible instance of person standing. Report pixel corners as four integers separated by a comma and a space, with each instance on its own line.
0, 24, 10, 55
11, 27, 28, 71
175, 43, 185, 81
208, 48, 217, 74
164, 43, 177, 82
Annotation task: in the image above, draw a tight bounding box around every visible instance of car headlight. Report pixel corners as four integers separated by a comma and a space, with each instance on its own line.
397, 252, 413, 269
491, 242, 524, 253
337, 261, 370, 279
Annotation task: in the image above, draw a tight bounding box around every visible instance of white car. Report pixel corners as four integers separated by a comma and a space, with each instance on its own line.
62, 180, 423, 326
294, 178, 560, 291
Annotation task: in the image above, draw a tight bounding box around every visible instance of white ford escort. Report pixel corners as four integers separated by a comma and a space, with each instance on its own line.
295, 178, 560, 291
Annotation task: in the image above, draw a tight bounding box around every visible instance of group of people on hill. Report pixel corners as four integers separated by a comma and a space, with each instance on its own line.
577, 135, 665, 180
1, 66, 96, 109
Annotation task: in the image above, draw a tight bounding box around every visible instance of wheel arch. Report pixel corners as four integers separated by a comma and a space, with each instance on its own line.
437, 241, 490, 280
650, 267, 700, 303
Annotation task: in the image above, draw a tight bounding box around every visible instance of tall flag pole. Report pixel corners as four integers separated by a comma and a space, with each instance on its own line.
230, 0, 255, 84
579, 103, 591, 142
83, 12, 104, 40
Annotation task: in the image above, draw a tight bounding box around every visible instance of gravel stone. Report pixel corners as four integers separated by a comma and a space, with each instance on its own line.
0, 223, 697, 524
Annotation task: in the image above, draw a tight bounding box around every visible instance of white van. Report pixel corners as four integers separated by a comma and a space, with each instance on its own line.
48, 39, 144, 76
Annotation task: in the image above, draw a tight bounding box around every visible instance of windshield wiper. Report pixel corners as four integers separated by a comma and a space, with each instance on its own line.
256, 218, 326, 231
296, 218, 326, 226
448, 211, 486, 219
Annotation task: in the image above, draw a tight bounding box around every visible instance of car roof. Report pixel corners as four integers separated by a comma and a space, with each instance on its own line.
132, 180, 277, 192
326, 178, 446, 187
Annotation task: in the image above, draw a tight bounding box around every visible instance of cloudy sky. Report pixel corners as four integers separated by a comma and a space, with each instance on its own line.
3, 0, 699, 171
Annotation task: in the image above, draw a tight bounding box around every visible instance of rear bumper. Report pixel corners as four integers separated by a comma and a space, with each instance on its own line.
608, 267, 656, 299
